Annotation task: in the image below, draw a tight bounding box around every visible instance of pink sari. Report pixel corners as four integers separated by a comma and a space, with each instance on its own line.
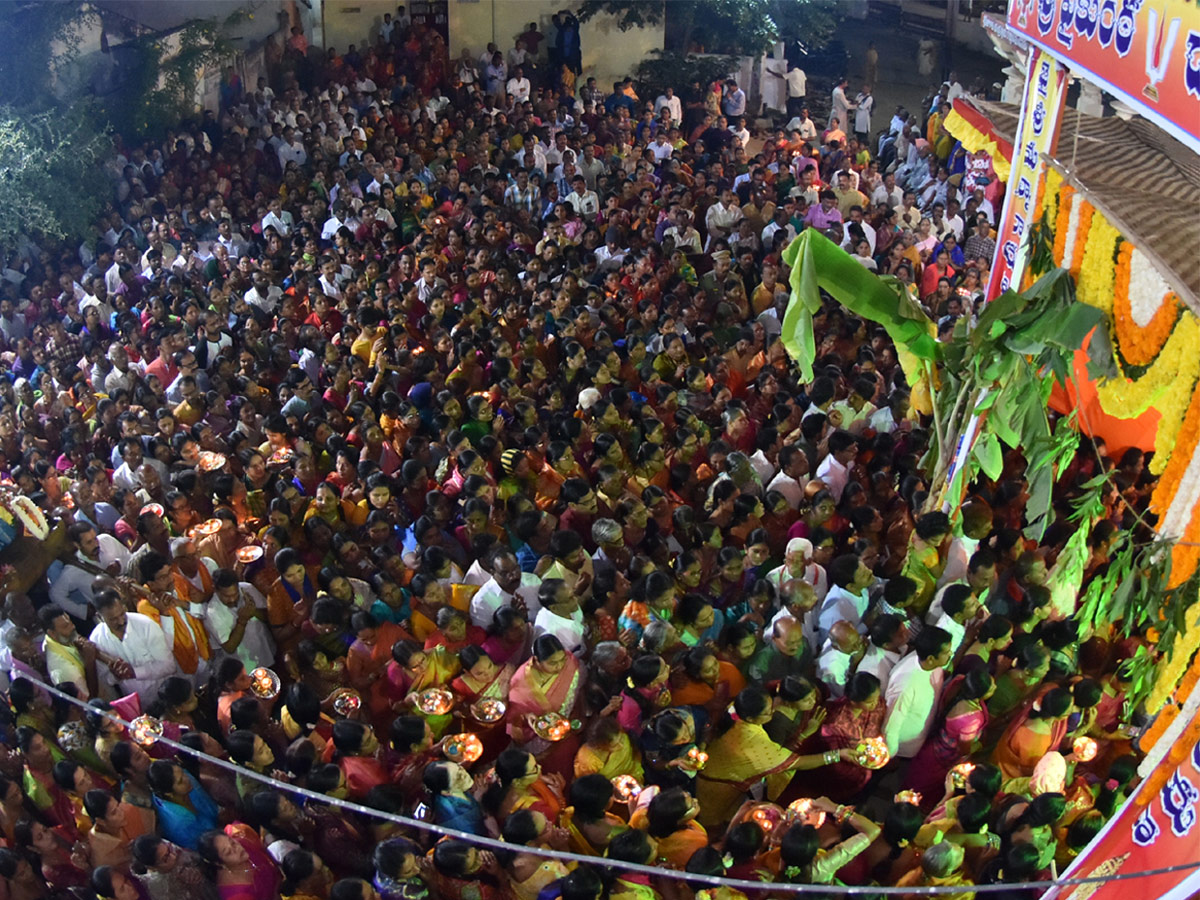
902, 704, 988, 805
506, 657, 580, 748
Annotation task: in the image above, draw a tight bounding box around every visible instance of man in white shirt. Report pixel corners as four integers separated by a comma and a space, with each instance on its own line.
506, 66, 531, 104
276, 127, 307, 168
532, 579, 586, 657
871, 172, 904, 209
765, 538, 828, 604
204, 570, 276, 671
857, 614, 907, 695
648, 132, 674, 162
654, 87, 682, 126
785, 111, 818, 142
817, 554, 874, 645
260, 198, 293, 237
786, 65, 807, 117
704, 189, 743, 250
243, 274, 282, 316
928, 584, 981, 657
814, 431, 857, 503
817, 620, 866, 699
766, 445, 808, 509
112, 438, 168, 495
565, 176, 600, 218
469, 550, 542, 628
90, 592, 178, 704
883, 627, 952, 758
663, 210, 701, 254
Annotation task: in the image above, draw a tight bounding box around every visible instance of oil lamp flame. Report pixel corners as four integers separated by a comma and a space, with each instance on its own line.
130, 715, 164, 747
612, 775, 642, 800
249, 667, 281, 699
443, 733, 484, 764
1073, 736, 1098, 762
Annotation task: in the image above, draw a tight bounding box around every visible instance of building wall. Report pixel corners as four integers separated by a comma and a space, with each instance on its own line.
446, 1, 664, 95
319, 0, 398, 54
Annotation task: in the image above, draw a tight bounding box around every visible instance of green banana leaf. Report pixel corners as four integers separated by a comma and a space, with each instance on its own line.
781, 229, 940, 383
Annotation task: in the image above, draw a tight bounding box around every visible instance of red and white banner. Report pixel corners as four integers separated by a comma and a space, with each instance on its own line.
1048, 720, 1200, 900
1005, 0, 1200, 153
986, 48, 1069, 299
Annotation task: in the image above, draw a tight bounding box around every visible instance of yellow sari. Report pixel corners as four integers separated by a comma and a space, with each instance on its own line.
695, 721, 798, 828
573, 732, 643, 781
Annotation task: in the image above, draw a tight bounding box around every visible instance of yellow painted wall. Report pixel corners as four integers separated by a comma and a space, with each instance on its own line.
314, 0, 664, 94
321, 0, 398, 54
446, 1, 664, 96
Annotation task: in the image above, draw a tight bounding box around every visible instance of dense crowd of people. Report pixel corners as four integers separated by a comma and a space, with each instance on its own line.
0, 8, 1153, 900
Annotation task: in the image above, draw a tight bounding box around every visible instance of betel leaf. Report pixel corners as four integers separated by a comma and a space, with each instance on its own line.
1109, 569, 1135, 624
1024, 462, 1055, 541
988, 383, 1022, 448
1085, 319, 1118, 381
973, 431, 1003, 481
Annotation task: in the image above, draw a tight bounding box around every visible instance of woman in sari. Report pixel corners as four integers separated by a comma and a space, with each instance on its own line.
902, 668, 993, 806
818, 671, 887, 801
482, 748, 565, 827
424, 760, 488, 836
16, 728, 76, 838
561, 774, 627, 855
574, 716, 643, 783
695, 687, 850, 829
197, 824, 282, 900
450, 645, 512, 760
327, 720, 387, 801
641, 787, 707, 870
147, 761, 219, 851
386, 640, 460, 738
16, 818, 88, 891
899, 511, 951, 614
345, 610, 414, 731
993, 686, 1073, 780
500, 810, 572, 900
506, 635, 583, 776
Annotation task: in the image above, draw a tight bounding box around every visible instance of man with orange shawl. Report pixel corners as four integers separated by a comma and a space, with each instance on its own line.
135, 551, 212, 682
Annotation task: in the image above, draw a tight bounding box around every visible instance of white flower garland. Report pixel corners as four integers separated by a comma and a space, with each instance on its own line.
1127, 245, 1172, 328
1158, 433, 1200, 540
0, 491, 49, 540
9, 495, 49, 539
1059, 193, 1082, 269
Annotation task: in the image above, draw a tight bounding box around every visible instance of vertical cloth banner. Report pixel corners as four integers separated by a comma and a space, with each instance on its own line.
986, 48, 1069, 300
1046, 709, 1200, 900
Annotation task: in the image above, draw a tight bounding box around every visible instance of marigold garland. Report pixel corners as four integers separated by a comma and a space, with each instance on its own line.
1073, 211, 1120, 318
1112, 242, 1183, 366
1095, 314, 1200, 418
1069, 203, 1093, 277
1052, 183, 1075, 265
1151, 374, 1200, 520
1169, 500, 1200, 589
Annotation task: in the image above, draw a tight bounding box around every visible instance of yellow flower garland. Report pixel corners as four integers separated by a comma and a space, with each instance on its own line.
1074, 211, 1119, 318
1095, 315, 1200, 417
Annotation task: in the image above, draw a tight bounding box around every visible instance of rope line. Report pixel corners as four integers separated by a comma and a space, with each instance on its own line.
22, 674, 1200, 895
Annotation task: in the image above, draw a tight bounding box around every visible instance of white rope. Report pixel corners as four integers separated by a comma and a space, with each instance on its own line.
19, 674, 1200, 895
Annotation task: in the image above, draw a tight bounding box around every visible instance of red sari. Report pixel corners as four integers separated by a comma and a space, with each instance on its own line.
818, 699, 886, 800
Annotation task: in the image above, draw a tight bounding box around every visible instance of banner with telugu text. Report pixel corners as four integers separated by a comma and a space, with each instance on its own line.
1046, 726, 1200, 900
986, 49, 1069, 300
1005, 0, 1200, 152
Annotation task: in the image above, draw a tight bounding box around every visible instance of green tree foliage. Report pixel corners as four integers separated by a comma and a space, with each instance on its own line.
0, 107, 111, 252
99, 16, 242, 142
577, 0, 841, 58
0, 2, 97, 109
632, 53, 739, 113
